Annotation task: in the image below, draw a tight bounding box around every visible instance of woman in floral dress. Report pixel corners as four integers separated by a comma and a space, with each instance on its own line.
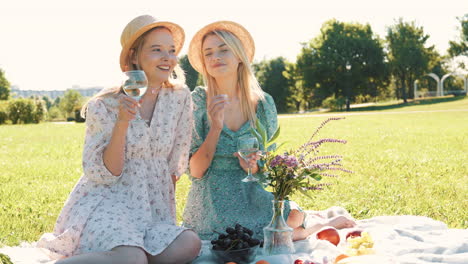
37, 15, 200, 264
182, 21, 356, 242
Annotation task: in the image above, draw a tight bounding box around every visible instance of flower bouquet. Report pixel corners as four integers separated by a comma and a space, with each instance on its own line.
251, 117, 352, 255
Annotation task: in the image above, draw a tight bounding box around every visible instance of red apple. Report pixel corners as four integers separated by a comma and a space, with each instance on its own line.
346, 230, 362, 239
316, 227, 340, 246
294, 259, 304, 264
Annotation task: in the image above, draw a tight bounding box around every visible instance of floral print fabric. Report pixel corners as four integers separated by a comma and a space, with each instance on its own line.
37, 86, 193, 259
183, 86, 299, 241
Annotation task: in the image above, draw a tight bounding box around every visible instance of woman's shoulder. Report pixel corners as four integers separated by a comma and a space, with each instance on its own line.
191, 86, 207, 99
191, 86, 207, 107
260, 92, 276, 109
87, 93, 120, 112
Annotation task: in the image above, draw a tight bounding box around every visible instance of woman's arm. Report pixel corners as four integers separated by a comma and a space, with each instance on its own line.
189, 94, 228, 179
102, 95, 138, 176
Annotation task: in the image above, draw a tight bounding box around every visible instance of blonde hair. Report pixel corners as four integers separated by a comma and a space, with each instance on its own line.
81, 26, 185, 117
201, 30, 264, 126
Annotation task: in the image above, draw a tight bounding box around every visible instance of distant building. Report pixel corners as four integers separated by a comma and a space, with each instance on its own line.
11, 86, 104, 99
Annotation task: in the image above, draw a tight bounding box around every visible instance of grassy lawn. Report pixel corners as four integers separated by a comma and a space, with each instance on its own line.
1, 96, 467, 246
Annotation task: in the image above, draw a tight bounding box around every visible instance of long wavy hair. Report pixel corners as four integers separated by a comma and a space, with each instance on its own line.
200, 30, 264, 126
81, 26, 185, 117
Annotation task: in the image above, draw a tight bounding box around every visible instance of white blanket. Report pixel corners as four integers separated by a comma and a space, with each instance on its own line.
1, 215, 467, 264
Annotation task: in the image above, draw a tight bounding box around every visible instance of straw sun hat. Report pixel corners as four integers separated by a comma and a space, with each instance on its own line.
119, 15, 185, 71
188, 21, 255, 73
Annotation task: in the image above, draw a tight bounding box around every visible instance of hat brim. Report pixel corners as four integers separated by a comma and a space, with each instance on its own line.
188, 21, 255, 74
120, 21, 185, 72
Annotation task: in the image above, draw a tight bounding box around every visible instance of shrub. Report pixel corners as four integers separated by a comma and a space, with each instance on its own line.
0, 110, 7, 124
0, 101, 8, 124
322, 95, 345, 111
48, 106, 62, 121
8, 98, 36, 124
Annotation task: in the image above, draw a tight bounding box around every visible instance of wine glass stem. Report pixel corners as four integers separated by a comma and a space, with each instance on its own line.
247, 166, 252, 177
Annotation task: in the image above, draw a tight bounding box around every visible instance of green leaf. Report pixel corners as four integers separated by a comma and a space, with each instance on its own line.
256, 119, 268, 147
267, 141, 287, 153
269, 126, 281, 142
250, 127, 263, 146
308, 173, 322, 181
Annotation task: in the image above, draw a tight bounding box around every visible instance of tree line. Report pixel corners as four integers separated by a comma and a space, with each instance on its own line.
180, 16, 467, 112
0, 16, 466, 124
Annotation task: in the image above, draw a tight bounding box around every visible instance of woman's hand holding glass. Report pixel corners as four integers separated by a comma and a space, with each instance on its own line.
234, 150, 262, 174
121, 70, 148, 122
236, 136, 260, 182
117, 95, 139, 123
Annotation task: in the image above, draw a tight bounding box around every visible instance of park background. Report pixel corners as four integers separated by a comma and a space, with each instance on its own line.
0, 0, 467, 248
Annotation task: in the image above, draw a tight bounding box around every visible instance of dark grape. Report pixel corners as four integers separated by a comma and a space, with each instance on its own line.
226, 227, 235, 234
213, 244, 223, 250
234, 242, 243, 250
212, 223, 261, 252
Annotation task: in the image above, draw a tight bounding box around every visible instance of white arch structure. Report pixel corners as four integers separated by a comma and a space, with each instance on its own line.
414, 73, 468, 98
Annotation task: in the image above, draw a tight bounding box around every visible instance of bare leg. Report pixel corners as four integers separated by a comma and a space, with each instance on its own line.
287, 209, 356, 241
56, 246, 148, 264
148, 230, 201, 264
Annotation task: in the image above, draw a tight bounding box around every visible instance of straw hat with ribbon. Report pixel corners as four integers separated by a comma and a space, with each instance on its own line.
188, 21, 255, 73
119, 15, 185, 71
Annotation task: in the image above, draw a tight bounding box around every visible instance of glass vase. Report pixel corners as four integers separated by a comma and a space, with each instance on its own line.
262, 200, 295, 255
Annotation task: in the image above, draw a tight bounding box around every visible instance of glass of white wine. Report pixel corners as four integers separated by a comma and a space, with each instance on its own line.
237, 136, 260, 182
121, 70, 148, 122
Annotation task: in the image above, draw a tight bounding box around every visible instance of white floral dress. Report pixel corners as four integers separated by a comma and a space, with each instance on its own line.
37, 86, 193, 259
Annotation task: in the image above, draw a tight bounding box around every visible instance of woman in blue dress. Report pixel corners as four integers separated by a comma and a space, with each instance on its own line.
182, 21, 356, 241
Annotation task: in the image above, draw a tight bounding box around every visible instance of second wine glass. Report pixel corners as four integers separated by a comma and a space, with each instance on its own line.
237, 136, 260, 182
122, 70, 148, 122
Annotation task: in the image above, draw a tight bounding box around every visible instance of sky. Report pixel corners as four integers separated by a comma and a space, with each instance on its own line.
0, 0, 466, 91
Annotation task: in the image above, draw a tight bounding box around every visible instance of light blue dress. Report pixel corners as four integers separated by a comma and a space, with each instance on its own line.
183, 87, 298, 240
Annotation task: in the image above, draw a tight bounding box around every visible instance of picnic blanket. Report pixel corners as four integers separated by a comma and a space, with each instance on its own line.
1, 215, 467, 264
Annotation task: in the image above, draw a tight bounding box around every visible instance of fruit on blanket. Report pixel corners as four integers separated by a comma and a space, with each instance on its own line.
316, 227, 340, 246
211, 223, 260, 251
345, 230, 362, 239
334, 254, 350, 263
346, 231, 375, 256
256, 260, 270, 264
211, 223, 261, 263
293, 259, 321, 264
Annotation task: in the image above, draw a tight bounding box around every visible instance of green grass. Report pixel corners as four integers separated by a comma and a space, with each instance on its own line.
1, 97, 467, 246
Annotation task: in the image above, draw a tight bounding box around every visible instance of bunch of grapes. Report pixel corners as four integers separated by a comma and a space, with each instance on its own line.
211, 224, 262, 251
346, 231, 375, 256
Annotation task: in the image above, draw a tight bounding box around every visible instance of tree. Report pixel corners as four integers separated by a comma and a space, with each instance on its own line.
386, 19, 433, 102
0, 69, 10, 100
253, 57, 290, 113
448, 14, 468, 58
34, 99, 47, 123
179, 55, 199, 90
42, 95, 52, 110
8, 99, 35, 124
59, 90, 83, 117
297, 19, 388, 110
281, 62, 309, 112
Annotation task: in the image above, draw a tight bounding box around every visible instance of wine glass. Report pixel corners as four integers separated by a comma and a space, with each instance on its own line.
237, 136, 260, 182
121, 70, 148, 122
